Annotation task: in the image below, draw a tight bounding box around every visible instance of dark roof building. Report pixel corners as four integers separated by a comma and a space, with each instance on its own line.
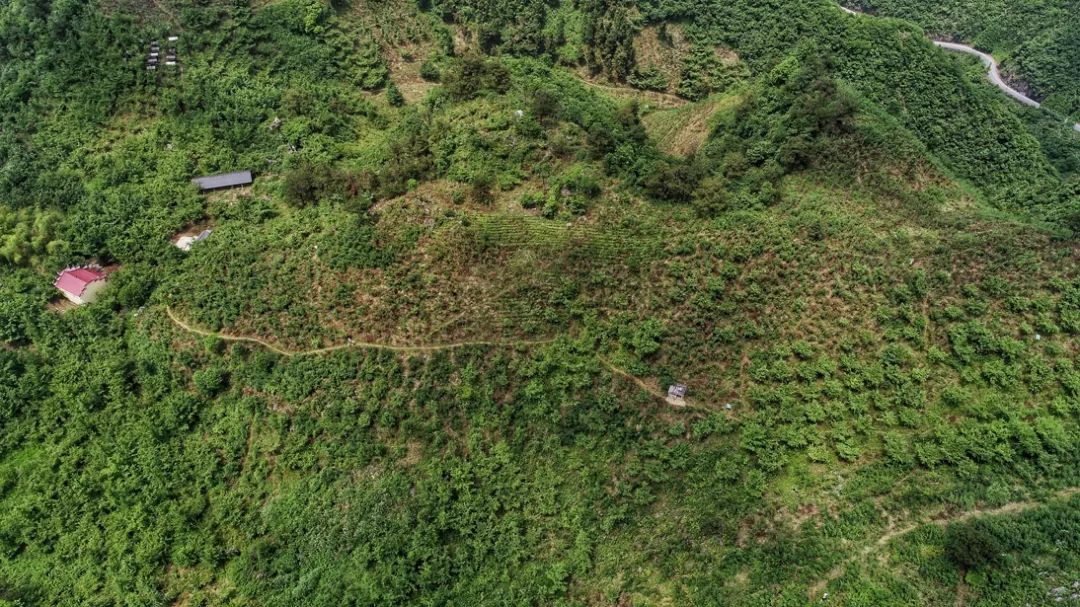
192, 171, 252, 192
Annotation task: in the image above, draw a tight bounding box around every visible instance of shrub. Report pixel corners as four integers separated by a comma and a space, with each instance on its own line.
468, 173, 495, 205
640, 159, 700, 203
629, 64, 669, 92
691, 177, 730, 217
443, 56, 511, 101
193, 366, 228, 396
386, 81, 405, 107
529, 89, 561, 121
0, 293, 36, 344
283, 162, 327, 206
945, 520, 1002, 571
520, 192, 544, 209
419, 59, 440, 82
556, 164, 601, 199
109, 264, 156, 310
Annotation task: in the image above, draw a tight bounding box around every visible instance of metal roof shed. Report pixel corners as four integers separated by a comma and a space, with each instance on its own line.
192, 171, 252, 192
666, 383, 688, 406
54, 266, 108, 305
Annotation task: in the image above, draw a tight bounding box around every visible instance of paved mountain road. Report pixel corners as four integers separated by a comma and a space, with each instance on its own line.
838, 3, 1080, 132
930, 41, 1039, 107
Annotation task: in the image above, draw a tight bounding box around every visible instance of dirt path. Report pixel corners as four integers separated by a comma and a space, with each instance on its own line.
597, 356, 671, 402
596, 356, 715, 411
164, 306, 557, 356
808, 486, 1080, 600
149, 0, 180, 26
169, 307, 717, 411
954, 579, 970, 607
577, 78, 689, 109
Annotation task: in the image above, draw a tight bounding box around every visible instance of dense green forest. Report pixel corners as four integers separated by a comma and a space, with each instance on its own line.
1, 0, 1078, 605
844, 0, 1080, 122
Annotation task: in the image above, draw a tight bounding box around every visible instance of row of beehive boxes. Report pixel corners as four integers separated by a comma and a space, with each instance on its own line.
147, 35, 179, 70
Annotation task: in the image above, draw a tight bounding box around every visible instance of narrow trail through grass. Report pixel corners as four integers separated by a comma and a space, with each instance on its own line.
577, 78, 689, 108
597, 356, 715, 412
597, 356, 671, 402
167, 308, 713, 412
164, 306, 558, 355
808, 486, 1080, 599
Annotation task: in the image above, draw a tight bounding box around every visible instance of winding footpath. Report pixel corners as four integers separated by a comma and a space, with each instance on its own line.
808, 486, 1080, 599
838, 3, 1080, 132
577, 77, 688, 109
164, 306, 557, 356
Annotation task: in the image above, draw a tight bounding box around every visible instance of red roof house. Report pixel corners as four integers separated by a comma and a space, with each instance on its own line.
54, 266, 108, 305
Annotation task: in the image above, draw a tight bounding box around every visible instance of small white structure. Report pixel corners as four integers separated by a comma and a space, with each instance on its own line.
175, 229, 212, 252
666, 383, 688, 406
54, 266, 108, 305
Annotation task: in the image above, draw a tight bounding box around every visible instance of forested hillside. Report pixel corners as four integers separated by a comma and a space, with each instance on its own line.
1, 0, 1079, 605
844, 0, 1080, 123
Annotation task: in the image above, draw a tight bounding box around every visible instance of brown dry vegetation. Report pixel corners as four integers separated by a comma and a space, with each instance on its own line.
642, 94, 740, 156
632, 23, 690, 93
350, 0, 441, 101
166, 167, 1076, 418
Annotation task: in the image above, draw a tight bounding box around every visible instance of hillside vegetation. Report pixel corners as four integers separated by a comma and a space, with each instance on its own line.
844, 0, 1080, 123
0, 0, 1078, 606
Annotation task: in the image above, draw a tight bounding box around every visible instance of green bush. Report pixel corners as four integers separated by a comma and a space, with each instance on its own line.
629, 65, 669, 92
386, 81, 405, 107
419, 59, 441, 82
193, 366, 228, 396
945, 520, 1003, 571
443, 56, 512, 101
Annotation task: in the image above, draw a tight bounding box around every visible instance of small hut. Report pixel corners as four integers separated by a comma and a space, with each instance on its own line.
192, 171, 252, 192
54, 266, 108, 305
666, 383, 688, 406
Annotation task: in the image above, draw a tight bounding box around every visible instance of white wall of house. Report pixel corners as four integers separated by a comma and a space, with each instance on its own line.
80, 280, 107, 304
61, 280, 107, 305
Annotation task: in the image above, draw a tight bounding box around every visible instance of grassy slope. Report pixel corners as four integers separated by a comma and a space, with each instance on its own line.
0, 1, 1078, 606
